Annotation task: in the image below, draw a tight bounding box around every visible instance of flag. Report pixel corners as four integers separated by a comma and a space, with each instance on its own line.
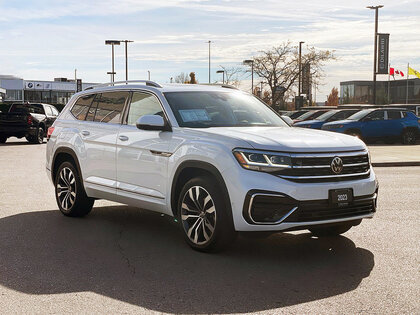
408, 67, 420, 79
390, 67, 404, 77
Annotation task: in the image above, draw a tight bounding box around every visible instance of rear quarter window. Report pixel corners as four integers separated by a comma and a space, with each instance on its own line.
71, 94, 95, 120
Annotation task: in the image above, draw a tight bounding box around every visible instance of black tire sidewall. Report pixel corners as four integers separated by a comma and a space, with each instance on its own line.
177, 176, 235, 252
402, 130, 416, 145
54, 161, 93, 217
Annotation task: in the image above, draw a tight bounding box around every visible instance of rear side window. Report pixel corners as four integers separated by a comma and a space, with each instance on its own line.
45, 106, 53, 116
126, 92, 163, 126
93, 92, 129, 123
71, 94, 94, 120
387, 111, 402, 120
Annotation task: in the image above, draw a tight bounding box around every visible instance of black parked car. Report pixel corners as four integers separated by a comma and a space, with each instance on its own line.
0, 103, 59, 144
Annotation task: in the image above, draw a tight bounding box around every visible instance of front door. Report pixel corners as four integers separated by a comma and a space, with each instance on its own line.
116, 91, 172, 214
362, 110, 385, 138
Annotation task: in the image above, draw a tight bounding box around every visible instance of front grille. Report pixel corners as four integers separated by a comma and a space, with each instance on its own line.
283, 194, 376, 223
278, 150, 370, 182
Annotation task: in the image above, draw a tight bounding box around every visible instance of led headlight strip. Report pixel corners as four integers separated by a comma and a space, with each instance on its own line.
233, 149, 292, 172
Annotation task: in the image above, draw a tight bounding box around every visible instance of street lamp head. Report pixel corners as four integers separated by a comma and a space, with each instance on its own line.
243, 59, 253, 65
216, 70, 224, 74
105, 40, 121, 45
299, 41, 305, 44
366, 5, 384, 9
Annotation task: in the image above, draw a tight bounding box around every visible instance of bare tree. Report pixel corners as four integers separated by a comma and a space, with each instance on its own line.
174, 72, 189, 83
218, 66, 242, 86
252, 41, 335, 108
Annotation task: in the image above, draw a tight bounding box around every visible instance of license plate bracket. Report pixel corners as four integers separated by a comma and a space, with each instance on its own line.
329, 188, 353, 206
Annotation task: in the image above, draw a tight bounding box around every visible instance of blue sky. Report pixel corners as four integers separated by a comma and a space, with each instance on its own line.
0, 0, 419, 101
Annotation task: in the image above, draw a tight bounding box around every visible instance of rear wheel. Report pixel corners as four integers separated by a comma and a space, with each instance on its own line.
55, 161, 94, 217
402, 129, 417, 145
28, 127, 44, 144
0, 135, 7, 143
309, 221, 359, 237
178, 176, 236, 252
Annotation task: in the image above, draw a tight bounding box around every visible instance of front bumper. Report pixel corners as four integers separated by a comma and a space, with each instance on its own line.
223, 164, 378, 232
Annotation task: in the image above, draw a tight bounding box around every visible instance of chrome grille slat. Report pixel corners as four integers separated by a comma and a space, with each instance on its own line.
280, 150, 370, 182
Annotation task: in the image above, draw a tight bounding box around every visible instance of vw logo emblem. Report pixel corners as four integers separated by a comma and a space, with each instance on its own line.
331, 156, 344, 174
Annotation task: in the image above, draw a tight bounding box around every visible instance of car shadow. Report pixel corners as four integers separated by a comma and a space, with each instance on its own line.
0, 205, 374, 313
0, 139, 45, 146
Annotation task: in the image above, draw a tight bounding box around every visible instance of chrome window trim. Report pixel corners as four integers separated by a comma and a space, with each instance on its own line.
279, 169, 370, 180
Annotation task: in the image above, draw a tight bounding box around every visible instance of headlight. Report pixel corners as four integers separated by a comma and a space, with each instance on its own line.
233, 149, 292, 173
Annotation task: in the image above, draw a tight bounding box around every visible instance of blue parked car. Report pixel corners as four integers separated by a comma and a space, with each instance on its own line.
322, 108, 420, 144
294, 109, 359, 129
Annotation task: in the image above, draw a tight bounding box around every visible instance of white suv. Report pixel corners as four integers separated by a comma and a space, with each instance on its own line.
46, 81, 378, 252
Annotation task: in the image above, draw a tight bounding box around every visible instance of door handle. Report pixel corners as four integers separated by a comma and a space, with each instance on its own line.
81, 130, 90, 136
118, 135, 129, 141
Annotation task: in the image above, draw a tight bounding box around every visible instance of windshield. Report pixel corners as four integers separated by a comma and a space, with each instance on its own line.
295, 111, 316, 120
315, 110, 338, 121
347, 109, 373, 120
164, 91, 288, 128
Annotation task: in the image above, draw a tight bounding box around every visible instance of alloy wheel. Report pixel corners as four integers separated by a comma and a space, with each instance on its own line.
180, 186, 217, 245
57, 167, 76, 211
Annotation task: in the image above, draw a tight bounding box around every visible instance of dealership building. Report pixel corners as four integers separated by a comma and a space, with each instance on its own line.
340, 78, 420, 104
0, 75, 97, 106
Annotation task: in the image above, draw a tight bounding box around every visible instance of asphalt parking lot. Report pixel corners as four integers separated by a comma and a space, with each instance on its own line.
0, 138, 419, 314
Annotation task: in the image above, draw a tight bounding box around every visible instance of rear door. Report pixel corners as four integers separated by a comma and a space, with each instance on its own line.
80, 91, 129, 195
384, 110, 404, 136
361, 110, 385, 138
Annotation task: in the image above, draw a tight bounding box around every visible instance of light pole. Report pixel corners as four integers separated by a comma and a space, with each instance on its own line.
120, 40, 133, 81
367, 5, 383, 105
298, 41, 304, 97
216, 69, 225, 84
148, 70, 151, 80
207, 41, 211, 83
74, 69, 77, 92
243, 59, 254, 93
105, 40, 121, 83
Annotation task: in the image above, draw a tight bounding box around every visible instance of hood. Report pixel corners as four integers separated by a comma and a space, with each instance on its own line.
323, 119, 355, 126
196, 126, 366, 152
294, 119, 323, 127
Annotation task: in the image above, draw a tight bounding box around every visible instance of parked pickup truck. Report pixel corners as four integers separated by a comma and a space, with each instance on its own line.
0, 103, 59, 144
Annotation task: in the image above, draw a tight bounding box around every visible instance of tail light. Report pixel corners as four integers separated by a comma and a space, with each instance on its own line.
27, 115, 33, 125
47, 126, 55, 140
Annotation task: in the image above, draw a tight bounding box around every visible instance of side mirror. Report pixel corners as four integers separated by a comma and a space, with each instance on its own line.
136, 115, 170, 131
281, 115, 294, 126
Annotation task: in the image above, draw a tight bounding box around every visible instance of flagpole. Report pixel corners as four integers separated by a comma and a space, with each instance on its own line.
388, 62, 390, 104
406, 62, 409, 104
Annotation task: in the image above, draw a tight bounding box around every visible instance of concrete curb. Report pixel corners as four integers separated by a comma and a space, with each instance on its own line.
372, 161, 420, 167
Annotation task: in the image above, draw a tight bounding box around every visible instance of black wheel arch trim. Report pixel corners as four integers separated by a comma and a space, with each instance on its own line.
51, 147, 84, 187
170, 160, 231, 217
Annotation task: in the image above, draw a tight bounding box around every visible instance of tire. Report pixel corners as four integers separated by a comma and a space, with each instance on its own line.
54, 161, 94, 217
309, 222, 356, 237
178, 176, 236, 252
0, 135, 7, 143
402, 129, 417, 145
28, 127, 44, 144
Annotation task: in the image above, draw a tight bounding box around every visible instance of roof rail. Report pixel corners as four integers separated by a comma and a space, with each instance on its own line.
84, 80, 162, 90
200, 83, 239, 90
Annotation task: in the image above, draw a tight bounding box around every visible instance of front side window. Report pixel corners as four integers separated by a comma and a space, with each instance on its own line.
93, 91, 129, 123
164, 91, 288, 128
45, 106, 53, 116
366, 110, 385, 121
126, 92, 163, 126
71, 94, 94, 120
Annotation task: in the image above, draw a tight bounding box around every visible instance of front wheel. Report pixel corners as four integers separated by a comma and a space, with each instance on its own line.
55, 161, 94, 217
402, 129, 417, 145
28, 127, 44, 144
178, 176, 236, 252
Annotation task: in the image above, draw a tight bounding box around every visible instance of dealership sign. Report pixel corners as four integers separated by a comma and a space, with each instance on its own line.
377, 33, 389, 75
